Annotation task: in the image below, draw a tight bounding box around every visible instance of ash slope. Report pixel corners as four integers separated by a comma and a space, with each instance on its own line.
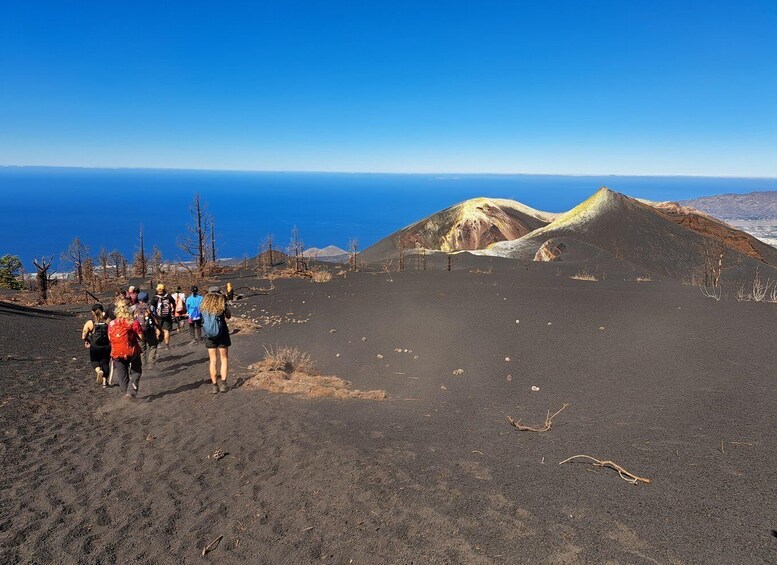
646, 201, 777, 266
487, 187, 777, 280
359, 197, 556, 263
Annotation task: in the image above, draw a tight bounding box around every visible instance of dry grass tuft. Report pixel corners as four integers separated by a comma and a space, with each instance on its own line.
247, 346, 387, 400
257, 345, 316, 373
635, 276, 654, 283
570, 269, 598, 282
311, 269, 333, 283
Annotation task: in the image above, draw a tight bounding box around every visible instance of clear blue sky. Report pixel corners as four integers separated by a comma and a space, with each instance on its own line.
1, 1, 775, 176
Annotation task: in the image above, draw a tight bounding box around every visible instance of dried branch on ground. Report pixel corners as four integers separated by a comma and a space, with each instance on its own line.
507, 403, 569, 432
559, 454, 651, 485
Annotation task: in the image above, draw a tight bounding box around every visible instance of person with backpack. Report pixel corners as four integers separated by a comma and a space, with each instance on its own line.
132, 292, 160, 367
171, 286, 187, 333
81, 303, 111, 388
201, 286, 231, 394
185, 285, 204, 344
151, 283, 175, 350
127, 285, 139, 306
109, 298, 145, 400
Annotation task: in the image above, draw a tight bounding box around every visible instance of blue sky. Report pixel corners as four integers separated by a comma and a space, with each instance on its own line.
1, 1, 775, 176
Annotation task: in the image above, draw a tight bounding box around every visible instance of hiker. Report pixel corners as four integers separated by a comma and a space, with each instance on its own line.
185, 285, 204, 344
151, 283, 175, 350
127, 285, 139, 305
201, 286, 231, 394
133, 292, 159, 367
82, 303, 111, 388
171, 286, 187, 332
226, 281, 234, 301
105, 289, 125, 320
108, 298, 144, 400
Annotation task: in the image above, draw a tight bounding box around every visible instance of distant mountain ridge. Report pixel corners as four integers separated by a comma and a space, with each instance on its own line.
304, 245, 348, 258
680, 191, 777, 219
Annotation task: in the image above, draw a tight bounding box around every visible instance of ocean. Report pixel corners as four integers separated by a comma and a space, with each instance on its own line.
2, 167, 775, 270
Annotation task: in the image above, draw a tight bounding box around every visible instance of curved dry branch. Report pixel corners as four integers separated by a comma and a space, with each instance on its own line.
559, 454, 651, 485
507, 403, 569, 433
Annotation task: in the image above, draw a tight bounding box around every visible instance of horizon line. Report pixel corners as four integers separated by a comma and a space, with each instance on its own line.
2, 164, 777, 181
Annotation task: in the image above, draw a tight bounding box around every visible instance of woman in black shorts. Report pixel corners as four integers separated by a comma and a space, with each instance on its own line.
81, 303, 111, 388
201, 286, 231, 394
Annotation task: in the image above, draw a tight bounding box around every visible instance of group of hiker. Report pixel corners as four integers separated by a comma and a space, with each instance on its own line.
81, 282, 233, 400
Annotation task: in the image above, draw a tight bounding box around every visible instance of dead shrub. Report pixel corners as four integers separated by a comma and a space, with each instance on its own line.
570, 269, 598, 282
311, 269, 333, 283
248, 346, 386, 400
257, 345, 315, 373
46, 281, 83, 305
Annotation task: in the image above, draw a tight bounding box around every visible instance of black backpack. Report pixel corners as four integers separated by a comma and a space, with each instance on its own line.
155, 294, 172, 317
90, 321, 109, 347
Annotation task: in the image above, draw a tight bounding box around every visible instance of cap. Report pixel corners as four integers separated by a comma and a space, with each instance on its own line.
207, 286, 220, 293
191, 285, 199, 292
138, 292, 149, 302
156, 283, 165, 292
128, 285, 136, 292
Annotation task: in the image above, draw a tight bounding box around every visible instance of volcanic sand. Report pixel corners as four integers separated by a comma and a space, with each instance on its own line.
2, 264, 777, 563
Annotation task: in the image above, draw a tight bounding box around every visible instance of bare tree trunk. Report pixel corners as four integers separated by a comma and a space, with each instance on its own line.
137, 226, 147, 277
348, 237, 358, 272
210, 220, 217, 264
33, 257, 52, 302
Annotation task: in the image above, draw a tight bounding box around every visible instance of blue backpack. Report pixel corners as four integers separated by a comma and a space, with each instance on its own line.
202, 312, 224, 338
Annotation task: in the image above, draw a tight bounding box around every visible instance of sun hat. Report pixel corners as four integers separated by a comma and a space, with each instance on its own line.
207, 286, 220, 293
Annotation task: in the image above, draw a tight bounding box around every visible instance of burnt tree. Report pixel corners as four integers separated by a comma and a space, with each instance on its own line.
98, 247, 110, 282
61, 237, 89, 284
133, 225, 147, 277
33, 256, 53, 302
348, 237, 358, 272
178, 193, 210, 273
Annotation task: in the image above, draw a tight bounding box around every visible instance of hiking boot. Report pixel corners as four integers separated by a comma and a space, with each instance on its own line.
211, 383, 219, 394
218, 380, 228, 393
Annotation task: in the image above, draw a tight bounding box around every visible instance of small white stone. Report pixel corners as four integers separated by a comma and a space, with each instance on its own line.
505, 357, 510, 362
336, 353, 341, 358
531, 385, 540, 392
515, 320, 520, 324
376, 354, 384, 359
